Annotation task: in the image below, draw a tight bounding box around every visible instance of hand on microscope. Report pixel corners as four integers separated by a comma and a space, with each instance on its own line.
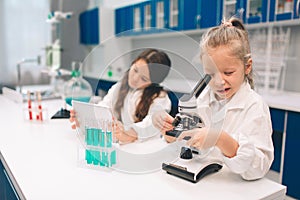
152, 110, 177, 143
177, 127, 209, 150
178, 127, 226, 153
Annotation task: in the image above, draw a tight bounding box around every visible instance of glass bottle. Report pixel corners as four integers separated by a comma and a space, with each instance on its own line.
64, 62, 92, 106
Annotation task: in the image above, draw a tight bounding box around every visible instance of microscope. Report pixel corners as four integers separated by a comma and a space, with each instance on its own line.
162, 74, 223, 183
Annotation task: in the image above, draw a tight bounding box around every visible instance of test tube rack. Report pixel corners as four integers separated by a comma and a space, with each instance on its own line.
77, 119, 117, 170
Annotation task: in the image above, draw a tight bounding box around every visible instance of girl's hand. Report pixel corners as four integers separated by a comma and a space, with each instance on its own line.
113, 120, 125, 137
178, 128, 208, 149
178, 127, 223, 150
152, 111, 177, 143
113, 121, 137, 144
69, 109, 79, 129
152, 111, 174, 132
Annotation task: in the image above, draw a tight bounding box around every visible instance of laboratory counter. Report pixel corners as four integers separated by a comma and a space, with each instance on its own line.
0, 95, 286, 200
260, 91, 300, 112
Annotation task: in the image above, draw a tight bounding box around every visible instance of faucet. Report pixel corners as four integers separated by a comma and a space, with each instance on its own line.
16, 55, 41, 93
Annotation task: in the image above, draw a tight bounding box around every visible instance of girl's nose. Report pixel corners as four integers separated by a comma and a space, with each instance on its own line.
214, 73, 225, 86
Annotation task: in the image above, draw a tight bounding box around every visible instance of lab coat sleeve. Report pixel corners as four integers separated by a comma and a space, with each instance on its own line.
222, 102, 274, 180
97, 82, 120, 109
129, 92, 172, 141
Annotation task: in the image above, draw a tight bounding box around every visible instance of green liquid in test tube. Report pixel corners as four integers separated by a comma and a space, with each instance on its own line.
93, 150, 100, 165
99, 150, 105, 166
85, 127, 94, 164
93, 128, 99, 146
102, 151, 108, 167
86, 127, 93, 145
85, 149, 92, 164
106, 131, 112, 148
100, 129, 105, 147
110, 150, 116, 166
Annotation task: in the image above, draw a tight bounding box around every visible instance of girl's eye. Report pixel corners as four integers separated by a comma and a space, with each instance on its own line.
224, 72, 233, 75
141, 77, 148, 82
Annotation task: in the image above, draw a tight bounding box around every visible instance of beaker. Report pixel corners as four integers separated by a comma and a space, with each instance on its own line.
63, 61, 92, 106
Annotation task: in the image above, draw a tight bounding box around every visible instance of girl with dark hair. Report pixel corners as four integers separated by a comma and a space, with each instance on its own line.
71, 48, 172, 144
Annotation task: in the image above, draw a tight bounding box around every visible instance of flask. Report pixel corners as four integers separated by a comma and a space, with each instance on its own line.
64, 62, 92, 106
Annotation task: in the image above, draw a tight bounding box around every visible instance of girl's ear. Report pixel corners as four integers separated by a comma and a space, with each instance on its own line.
245, 58, 252, 75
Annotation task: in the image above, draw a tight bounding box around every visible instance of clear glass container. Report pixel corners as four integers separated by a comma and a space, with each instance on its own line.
64, 62, 92, 106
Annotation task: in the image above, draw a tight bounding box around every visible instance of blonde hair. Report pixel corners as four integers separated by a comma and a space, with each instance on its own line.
200, 18, 254, 89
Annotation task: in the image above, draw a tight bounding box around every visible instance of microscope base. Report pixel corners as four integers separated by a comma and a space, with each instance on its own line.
162, 159, 222, 183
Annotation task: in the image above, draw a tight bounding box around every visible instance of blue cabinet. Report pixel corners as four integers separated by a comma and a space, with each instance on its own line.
269, 108, 285, 172
115, 5, 134, 36
270, 0, 300, 21
115, 0, 223, 36
282, 111, 300, 199
79, 8, 99, 45
198, 0, 223, 28
237, 0, 269, 24
269, 108, 300, 199
131, 2, 156, 34
0, 158, 20, 200
270, 108, 286, 132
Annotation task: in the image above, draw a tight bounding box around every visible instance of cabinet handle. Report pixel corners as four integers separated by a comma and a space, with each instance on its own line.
195, 15, 201, 29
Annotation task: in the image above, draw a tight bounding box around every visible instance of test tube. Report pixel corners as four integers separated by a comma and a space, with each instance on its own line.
99, 119, 105, 147
106, 120, 113, 148
110, 150, 117, 166
85, 119, 94, 164
93, 120, 99, 146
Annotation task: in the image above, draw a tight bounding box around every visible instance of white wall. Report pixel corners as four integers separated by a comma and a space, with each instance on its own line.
0, 0, 50, 86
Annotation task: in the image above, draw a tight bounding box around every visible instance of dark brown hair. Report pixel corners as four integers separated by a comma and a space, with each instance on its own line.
114, 49, 171, 122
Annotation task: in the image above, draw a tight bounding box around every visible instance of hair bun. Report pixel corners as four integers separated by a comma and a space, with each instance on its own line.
229, 18, 245, 31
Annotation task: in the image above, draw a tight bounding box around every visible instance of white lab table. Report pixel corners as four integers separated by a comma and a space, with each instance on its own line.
261, 90, 300, 112
0, 95, 286, 200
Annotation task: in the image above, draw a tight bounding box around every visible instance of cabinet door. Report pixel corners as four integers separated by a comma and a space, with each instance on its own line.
153, 0, 169, 31
132, 3, 144, 35
270, 108, 285, 132
200, 0, 223, 28
269, 0, 299, 21
79, 8, 99, 45
224, 0, 238, 19
269, 108, 285, 172
115, 6, 133, 36
282, 111, 300, 199
297, 0, 300, 18
0, 160, 20, 200
142, 1, 155, 32
241, 0, 269, 24
180, 0, 200, 30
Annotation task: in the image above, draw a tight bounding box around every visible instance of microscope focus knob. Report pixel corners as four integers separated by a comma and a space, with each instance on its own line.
180, 147, 193, 159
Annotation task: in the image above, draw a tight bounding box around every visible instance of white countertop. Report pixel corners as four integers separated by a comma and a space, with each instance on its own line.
260, 91, 300, 112
0, 96, 286, 200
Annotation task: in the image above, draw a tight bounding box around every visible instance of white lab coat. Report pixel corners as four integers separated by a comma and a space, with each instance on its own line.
197, 82, 274, 180
98, 82, 171, 141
